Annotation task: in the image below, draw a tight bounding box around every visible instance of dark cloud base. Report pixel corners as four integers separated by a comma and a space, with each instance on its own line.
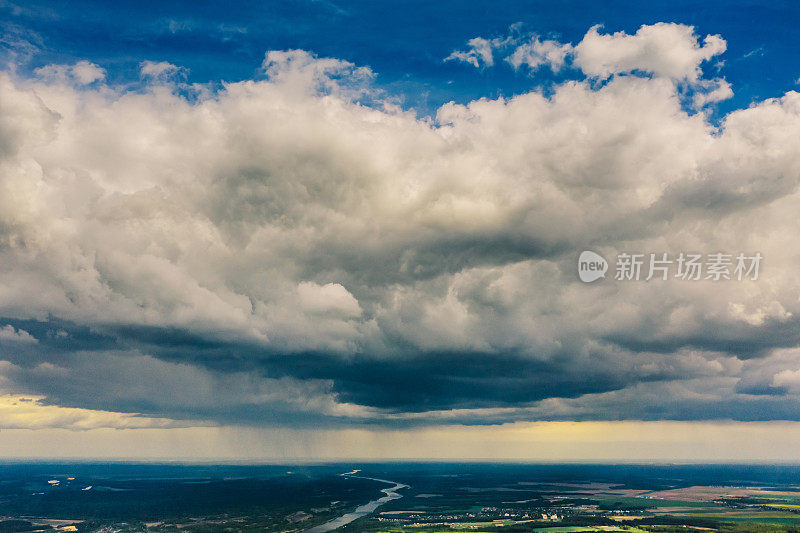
5, 317, 800, 427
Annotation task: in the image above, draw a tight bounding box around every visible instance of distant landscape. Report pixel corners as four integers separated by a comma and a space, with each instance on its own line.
3, 464, 800, 532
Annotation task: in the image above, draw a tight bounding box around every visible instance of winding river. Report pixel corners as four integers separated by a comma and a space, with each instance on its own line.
304, 470, 408, 533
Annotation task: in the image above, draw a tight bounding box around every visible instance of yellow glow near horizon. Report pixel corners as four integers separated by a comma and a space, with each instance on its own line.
0, 394, 197, 431
0, 418, 798, 462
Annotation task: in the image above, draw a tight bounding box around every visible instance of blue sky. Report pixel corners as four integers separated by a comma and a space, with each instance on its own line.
4, 0, 800, 115
4, 1, 800, 459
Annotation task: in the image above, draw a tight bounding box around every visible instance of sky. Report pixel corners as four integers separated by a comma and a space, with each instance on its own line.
2, 0, 800, 461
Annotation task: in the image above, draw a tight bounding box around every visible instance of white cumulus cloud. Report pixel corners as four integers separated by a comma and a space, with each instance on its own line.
34, 60, 105, 85
0, 325, 36, 343
445, 37, 500, 68
574, 23, 726, 81
2, 25, 800, 426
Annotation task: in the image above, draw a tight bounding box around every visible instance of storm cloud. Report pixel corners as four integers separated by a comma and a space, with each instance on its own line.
2, 23, 800, 429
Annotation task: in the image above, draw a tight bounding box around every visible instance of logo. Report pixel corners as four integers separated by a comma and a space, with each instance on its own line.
577, 250, 762, 283
578, 250, 608, 283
